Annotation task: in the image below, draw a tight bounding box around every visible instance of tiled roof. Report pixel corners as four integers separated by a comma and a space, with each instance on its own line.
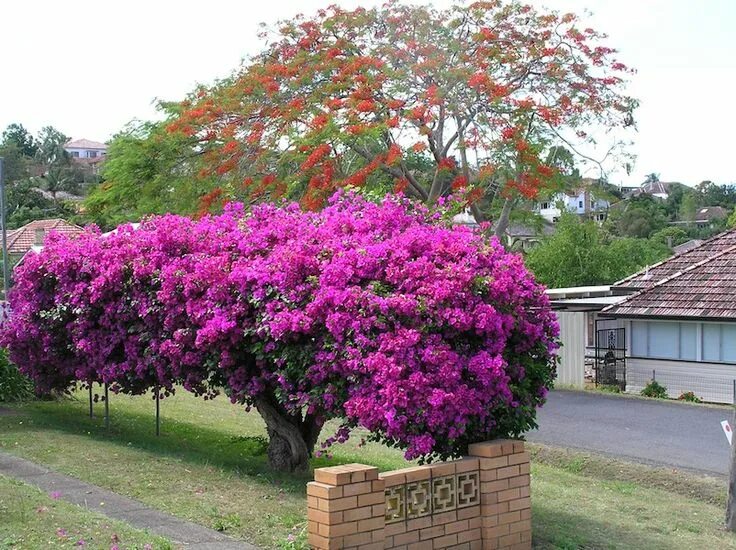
695, 206, 728, 221
614, 227, 736, 289
64, 138, 107, 150
6, 219, 84, 254
603, 243, 736, 320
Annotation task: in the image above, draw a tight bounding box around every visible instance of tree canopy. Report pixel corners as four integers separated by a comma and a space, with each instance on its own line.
3, 192, 559, 471
526, 212, 670, 287
89, 1, 636, 236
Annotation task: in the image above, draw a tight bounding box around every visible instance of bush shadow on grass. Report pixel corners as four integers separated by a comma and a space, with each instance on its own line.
2, 397, 316, 493
2, 397, 410, 494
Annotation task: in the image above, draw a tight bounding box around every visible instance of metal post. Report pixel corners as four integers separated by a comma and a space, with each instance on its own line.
0, 158, 9, 298
732, 379, 735, 406
104, 383, 109, 429
652, 369, 656, 382
88, 384, 93, 418
155, 387, 160, 437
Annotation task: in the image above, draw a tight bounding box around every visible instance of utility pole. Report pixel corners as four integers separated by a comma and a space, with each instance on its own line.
0, 158, 9, 300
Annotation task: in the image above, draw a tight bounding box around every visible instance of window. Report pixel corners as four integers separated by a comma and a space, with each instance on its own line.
631, 321, 648, 356
87, 151, 98, 158
578, 200, 583, 208
703, 324, 720, 361
649, 322, 678, 359
631, 321, 699, 361
541, 202, 549, 210
71, 151, 79, 158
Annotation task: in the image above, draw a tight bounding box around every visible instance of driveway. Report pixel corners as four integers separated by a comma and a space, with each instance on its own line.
528, 390, 733, 476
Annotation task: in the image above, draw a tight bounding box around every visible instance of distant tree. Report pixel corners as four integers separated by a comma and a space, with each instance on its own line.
35, 126, 69, 169
84, 114, 221, 229
1, 124, 37, 158
0, 144, 30, 184
728, 209, 736, 228
694, 180, 736, 208
605, 195, 668, 238
650, 226, 690, 248
644, 173, 660, 184
679, 193, 698, 222
526, 212, 669, 287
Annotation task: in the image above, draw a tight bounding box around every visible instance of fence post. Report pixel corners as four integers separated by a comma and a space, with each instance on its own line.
104, 383, 109, 429
88, 383, 93, 418
652, 369, 656, 382
732, 379, 735, 406
155, 387, 160, 437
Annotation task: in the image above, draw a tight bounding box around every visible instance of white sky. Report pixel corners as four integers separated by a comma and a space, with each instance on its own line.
2, 0, 734, 187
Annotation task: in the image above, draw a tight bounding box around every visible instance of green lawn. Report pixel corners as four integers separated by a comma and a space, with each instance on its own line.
0, 474, 171, 550
0, 389, 734, 549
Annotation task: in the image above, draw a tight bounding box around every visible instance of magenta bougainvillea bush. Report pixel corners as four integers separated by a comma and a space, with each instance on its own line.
2, 193, 559, 471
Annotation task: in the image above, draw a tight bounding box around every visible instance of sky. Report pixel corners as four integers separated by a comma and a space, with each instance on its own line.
1, 0, 735, 187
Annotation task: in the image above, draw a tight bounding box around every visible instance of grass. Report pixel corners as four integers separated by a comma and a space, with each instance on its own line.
1, 389, 735, 549
0, 475, 171, 549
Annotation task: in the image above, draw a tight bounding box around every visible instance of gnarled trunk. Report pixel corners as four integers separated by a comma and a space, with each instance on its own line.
254, 395, 322, 472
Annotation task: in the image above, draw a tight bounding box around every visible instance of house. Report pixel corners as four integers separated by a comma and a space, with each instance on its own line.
548, 227, 736, 402
536, 185, 610, 224
7, 219, 85, 257
670, 206, 729, 230
64, 138, 107, 174
64, 138, 107, 160
601, 227, 736, 402
625, 180, 677, 200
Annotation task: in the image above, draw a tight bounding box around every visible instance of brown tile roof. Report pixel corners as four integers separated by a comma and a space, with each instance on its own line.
603, 243, 736, 320
6, 219, 84, 254
614, 227, 736, 289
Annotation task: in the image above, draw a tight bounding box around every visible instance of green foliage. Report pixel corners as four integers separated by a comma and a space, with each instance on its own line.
641, 380, 667, 399
1, 123, 37, 157
729, 209, 736, 228
678, 391, 702, 403
0, 348, 33, 402
525, 213, 670, 288
605, 195, 669, 238
596, 384, 622, 394
83, 111, 219, 230
650, 227, 690, 248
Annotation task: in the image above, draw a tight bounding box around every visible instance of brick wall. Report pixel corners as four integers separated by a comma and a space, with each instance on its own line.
307, 440, 531, 550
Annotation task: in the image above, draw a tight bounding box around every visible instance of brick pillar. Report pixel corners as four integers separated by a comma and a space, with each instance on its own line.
469, 440, 531, 550
308, 463, 386, 550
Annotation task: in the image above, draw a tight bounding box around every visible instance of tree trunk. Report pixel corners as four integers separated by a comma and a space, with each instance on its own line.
727, 411, 736, 530
254, 395, 322, 473
493, 197, 516, 240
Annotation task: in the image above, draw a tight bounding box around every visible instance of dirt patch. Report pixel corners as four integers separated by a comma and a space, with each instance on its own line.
528, 442, 727, 507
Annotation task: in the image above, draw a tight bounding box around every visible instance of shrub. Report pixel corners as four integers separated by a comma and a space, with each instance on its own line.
641, 380, 668, 399
0, 348, 33, 402
1, 192, 559, 470
678, 391, 702, 403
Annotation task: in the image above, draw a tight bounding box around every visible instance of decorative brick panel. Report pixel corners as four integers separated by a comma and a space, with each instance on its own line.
308, 441, 531, 550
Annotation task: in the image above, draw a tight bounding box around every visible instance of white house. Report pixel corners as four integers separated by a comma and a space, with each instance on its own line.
64, 138, 107, 160
536, 187, 609, 224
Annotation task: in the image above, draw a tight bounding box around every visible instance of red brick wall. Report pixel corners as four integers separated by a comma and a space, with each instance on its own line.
308, 440, 531, 550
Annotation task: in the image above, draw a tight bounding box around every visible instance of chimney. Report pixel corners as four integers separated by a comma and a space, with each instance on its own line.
34, 228, 45, 246
666, 236, 674, 248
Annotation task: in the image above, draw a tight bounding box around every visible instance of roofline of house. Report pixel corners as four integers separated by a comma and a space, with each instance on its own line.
613, 226, 736, 287
598, 312, 736, 323
602, 242, 736, 315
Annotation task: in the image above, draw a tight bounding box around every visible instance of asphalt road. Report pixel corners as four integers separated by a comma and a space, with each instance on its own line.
528, 390, 733, 476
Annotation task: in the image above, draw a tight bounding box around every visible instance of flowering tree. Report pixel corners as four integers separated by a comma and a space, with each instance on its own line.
157, 0, 635, 236
3, 193, 558, 471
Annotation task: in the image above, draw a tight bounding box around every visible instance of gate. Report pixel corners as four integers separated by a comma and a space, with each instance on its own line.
595, 325, 626, 389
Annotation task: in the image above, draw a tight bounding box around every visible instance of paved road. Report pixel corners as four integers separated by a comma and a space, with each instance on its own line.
528, 390, 732, 476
